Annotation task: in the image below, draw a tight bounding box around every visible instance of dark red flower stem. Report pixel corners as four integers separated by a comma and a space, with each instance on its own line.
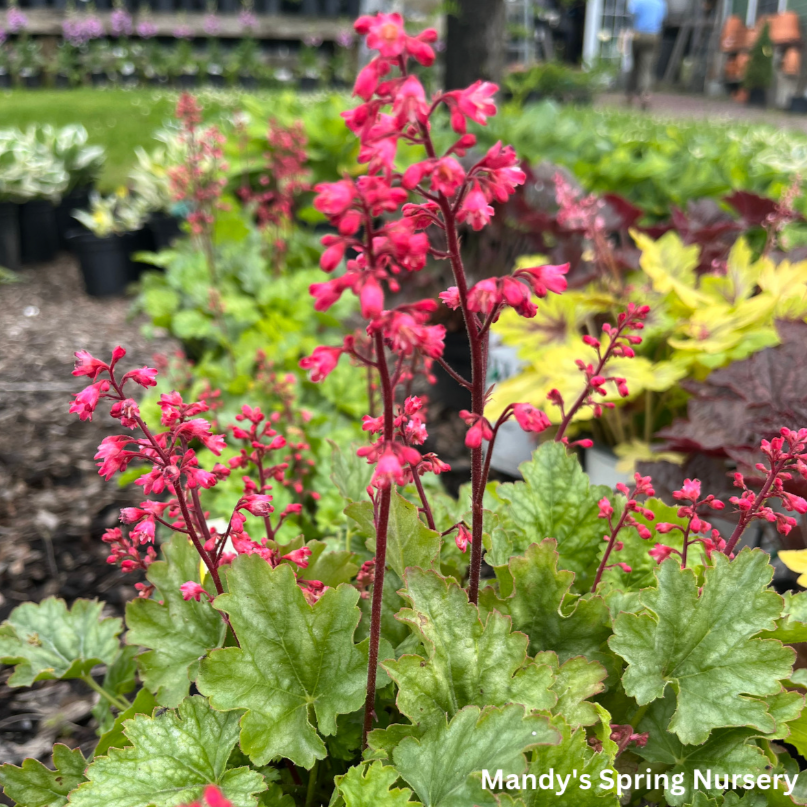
410, 465, 436, 530
362, 329, 394, 749
591, 489, 634, 593
724, 461, 783, 556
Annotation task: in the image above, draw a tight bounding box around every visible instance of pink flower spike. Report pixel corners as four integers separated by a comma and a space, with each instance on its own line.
179, 581, 209, 602
515, 263, 569, 297
455, 523, 471, 553
513, 403, 551, 434
203, 786, 232, 807
439, 287, 461, 309
282, 547, 312, 569
458, 185, 494, 231
123, 367, 159, 388
300, 345, 343, 382
72, 350, 108, 380
649, 543, 675, 564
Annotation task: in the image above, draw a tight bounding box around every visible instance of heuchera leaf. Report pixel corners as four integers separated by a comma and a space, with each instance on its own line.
520, 715, 619, 807
760, 590, 807, 645
196, 554, 368, 769
636, 694, 769, 806
497, 443, 615, 590
336, 762, 421, 807
610, 550, 794, 745
68, 696, 265, 807
329, 440, 372, 503
125, 534, 226, 707
534, 652, 607, 729
480, 540, 612, 667
392, 705, 560, 807
0, 598, 122, 686
384, 569, 556, 725
0, 745, 87, 807
362, 492, 441, 578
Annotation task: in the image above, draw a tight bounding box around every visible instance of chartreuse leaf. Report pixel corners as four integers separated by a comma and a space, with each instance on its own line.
125, 534, 226, 707
336, 762, 421, 807
520, 714, 619, 807
0, 598, 121, 686
297, 540, 358, 588
534, 652, 607, 729
635, 693, 769, 806
0, 745, 86, 807
632, 230, 705, 311
761, 590, 807, 644
363, 492, 441, 578
496, 443, 614, 590
384, 569, 555, 725
330, 441, 372, 503
69, 696, 264, 807
480, 540, 612, 665
197, 554, 368, 770
610, 550, 794, 745
392, 705, 559, 807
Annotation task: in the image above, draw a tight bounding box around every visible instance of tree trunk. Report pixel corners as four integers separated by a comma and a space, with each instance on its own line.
444, 0, 507, 90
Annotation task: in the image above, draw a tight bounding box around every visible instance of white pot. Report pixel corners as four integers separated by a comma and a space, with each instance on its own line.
584, 445, 631, 489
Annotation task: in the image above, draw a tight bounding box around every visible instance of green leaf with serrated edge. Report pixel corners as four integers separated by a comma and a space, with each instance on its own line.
336, 762, 421, 807
260, 782, 296, 807
761, 591, 807, 644
533, 652, 607, 728
610, 550, 794, 745
68, 696, 265, 807
635, 693, 769, 806
197, 555, 368, 770
789, 669, 807, 689
345, 500, 375, 541
297, 540, 358, 587
765, 690, 804, 740
384, 569, 555, 725
125, 534, 226, 707
330, 441, 372, 503
94, 688, 157, 758
0, 745, 86, 807
0, 598, 121, 686
365, 724, 426, 764
497, 442, 613, 590
365, 493, 441, 579
480, 540, 612, 665
519, 715, 618, 807
392, 705, 560, 807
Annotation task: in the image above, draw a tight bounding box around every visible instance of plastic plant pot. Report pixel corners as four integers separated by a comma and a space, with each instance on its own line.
0, 202, 21, 272
67, 229, 131, 297
20, 200, 59, 264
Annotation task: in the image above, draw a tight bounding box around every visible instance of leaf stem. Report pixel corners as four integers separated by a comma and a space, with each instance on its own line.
81, 674, 130, 712
305, 759, 319, 807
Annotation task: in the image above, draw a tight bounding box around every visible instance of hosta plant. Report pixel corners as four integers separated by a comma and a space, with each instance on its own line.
4, 15, 807, 807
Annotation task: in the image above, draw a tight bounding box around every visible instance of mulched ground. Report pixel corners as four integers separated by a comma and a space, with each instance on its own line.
0, 254, 176, 768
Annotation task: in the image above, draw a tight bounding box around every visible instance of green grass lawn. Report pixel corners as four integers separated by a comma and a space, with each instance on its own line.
0, 88, 259, 190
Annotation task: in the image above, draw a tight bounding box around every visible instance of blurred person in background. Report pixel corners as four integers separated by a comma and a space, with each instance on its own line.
625, 0, 667, 108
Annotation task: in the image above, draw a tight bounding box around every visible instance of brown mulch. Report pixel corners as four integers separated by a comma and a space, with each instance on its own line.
0, 254, 177, 767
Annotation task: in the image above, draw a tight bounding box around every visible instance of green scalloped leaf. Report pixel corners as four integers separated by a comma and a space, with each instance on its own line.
197, 554, 368, 770
610, 550, 794, 746
534, 653, 607, 728
0, 745, 87, 807
361, 492, 441, 578
68, 696, 265, 807
636, 693, 769, 806
392, 705, 560, 807
125, 534, 227, 707
0, 599, 121, 686
760, 591, 807, 645
520, 714, 619, 807
384, 569, 555, 725
480, 539, 612, 666
336, 762, 421, 807
497, 442, 613, 590
94, 688, 158, 758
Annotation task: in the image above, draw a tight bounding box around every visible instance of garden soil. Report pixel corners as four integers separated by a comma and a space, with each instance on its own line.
0, 255, 176, 770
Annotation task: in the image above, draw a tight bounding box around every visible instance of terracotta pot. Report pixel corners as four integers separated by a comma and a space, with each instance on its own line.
744, 16, 770, 49
721, 15, 747, 51
770, 11, 800, 44
733, 87, 749, 103
783, 46, 801, 76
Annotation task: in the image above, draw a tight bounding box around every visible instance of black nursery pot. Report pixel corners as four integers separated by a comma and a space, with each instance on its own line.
0, 202, 21, 272
147, 212, 183, 251
123, 228, 153, 281
747, 87, 767, 107
20, 200, 59, 264
56, 185, 93, 248
68, 230, 131, 297
239, 74, 258, 90
177, 73, 198, 89
789, 96, 807, 114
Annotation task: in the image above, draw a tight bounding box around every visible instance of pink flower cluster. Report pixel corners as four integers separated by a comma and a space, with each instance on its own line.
62, 15, 104, 46
69, 347, 326, 608
591, 473, 655, 590
652, 478, 727, 566
110, 8, 133, 37
169, 94, 229, 237
182, 786, 231, 807
136, 19, 158, 39
6, 7, 27, 33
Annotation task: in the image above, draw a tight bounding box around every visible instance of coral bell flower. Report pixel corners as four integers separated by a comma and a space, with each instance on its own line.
359, 12, 407, 57
458, 185, 494, 231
